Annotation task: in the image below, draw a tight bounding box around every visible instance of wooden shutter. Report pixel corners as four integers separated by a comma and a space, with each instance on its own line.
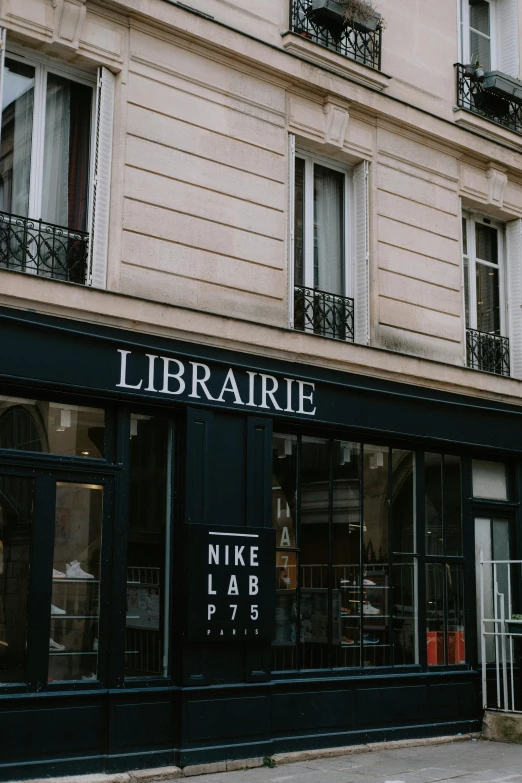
506, 219, 522, 378
354, 160, 370, 345
88, 66, 115, 288
498, 0, 519, 77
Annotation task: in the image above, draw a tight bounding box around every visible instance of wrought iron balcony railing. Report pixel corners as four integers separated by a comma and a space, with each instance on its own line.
466, 328, 510, 377
0, 211, 89, 284
294, 285, 354, 342
455, 63, 522, 136
290, 0, 382, 71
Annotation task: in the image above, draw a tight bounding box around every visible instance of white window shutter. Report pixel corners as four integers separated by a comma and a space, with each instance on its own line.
88, 66, 115, 289
506, 219, 522, 378
353, 160, 370, 346
288, 133, 296, 329
0, 28, 6, 146
497, 0, 519, 77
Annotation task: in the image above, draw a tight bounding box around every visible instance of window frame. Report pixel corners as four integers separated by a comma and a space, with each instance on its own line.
3, 42, 97, 230
462, 211, 506, 337
460, 0, 497, 70
292, 146, 354, 300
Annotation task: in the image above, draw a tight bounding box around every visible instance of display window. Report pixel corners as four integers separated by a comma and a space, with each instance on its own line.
272, 434, 465, 672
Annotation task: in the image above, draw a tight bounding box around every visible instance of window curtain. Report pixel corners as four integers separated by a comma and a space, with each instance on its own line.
41, 74, 70, 228
314, 164, 344, 296
11, 88, 33, 217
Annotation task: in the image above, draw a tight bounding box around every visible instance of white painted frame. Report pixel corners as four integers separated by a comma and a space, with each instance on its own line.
462, 211, 506, 337
3, 43, 96, 225
293, 146, 353, 299
459, 0, 497, 69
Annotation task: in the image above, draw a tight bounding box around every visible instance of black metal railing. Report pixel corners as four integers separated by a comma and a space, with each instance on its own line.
294, 285, 354, 341
455, 63, 522, 136
466, 328, 510, 376
0, 211, 89, 284
290, 0, 382, 70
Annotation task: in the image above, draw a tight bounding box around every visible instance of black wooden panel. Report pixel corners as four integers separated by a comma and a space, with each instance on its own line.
214, 413, 246, 528
0, 704, 103, 762
111, 700, 176, 750
186, 695, 269, 742
271, 689, 356, 734
246, 417, 272, 529
356, 685, 427, 726
428, 682, 479, 720
185, 409, 214, 525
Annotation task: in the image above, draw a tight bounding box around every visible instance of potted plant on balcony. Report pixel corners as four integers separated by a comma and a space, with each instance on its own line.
309, 0, 380, 39
506, 614, 522, 635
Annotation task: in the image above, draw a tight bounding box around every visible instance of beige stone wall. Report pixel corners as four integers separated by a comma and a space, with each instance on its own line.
2, 0, 522, 403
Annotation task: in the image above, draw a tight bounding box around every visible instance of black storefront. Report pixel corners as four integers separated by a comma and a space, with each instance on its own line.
0, 304, 521, 780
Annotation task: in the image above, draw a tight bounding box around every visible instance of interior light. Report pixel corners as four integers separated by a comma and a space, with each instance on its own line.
81, 451, 89, 456
60, 409, 71, 429
277, 438, 293, 459
130, 418, 138, 438
340, 441, 351, 465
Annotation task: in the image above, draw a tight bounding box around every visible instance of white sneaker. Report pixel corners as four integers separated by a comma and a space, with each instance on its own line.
53, 568, 66, 579
92, 638, 98, 652
49, 638, 65, 651
363, 578, 376, 586
66, 560, 94, 579
81, 672, 97, 681
363, 601, 380, 615
51, 604, 66, 615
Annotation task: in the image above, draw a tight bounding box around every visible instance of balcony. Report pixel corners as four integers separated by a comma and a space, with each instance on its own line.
0, 211, 89, 284
455, 63, 522, 136
294, 285, 354, 342
466, 328, 510, 377
289, 0, 382, 71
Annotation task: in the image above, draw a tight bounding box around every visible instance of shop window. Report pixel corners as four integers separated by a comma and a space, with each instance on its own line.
425, 453, 466, 666
0, 476, 33, 684
272, 434, 418, 671
49, 482, 103, 682
0, 397, 105, 458
290, 139, 369, 346
0, 38, 115, 287
472, 459, 508, 500
125, 415, 173, 679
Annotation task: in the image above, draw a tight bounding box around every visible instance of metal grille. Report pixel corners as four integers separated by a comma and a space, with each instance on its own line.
455, 63, 522, 136
0, 211, 89, 283
294, 285, 354, 342
290, 0, 382, 70
466, 328, 510, 376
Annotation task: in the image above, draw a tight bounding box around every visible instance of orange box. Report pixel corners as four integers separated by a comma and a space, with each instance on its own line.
448, 630, 465, 664
427, 631, 444, 665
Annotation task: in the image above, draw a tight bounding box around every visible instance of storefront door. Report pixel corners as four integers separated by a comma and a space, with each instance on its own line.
0, 468, 114, 690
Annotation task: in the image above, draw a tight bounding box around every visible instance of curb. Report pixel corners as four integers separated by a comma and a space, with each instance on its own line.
10, 733, 482, 783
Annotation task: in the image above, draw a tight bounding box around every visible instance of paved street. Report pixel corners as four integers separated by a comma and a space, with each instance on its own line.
190, 740, 522, 783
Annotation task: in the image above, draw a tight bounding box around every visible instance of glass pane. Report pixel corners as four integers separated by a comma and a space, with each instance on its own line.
126, 415, 171, 678
447, 564, 465, 664
314, 165, 344, 296
472, 460, 508, 500
392, 450, 415, 554
273, 552, 297, 671
426, 563, 445, 665
462, 217, 468, 256
272, 434, 297, 548
469, 0, 491, 71
0, 59, 35, 217
469, 30, 491, 71
0, 398, 104, 458
332, 440, 361, 668
464, 255, 470, 328
476, 223, 498, 264
49, 482, 103, 682
300, 437, 329, 669
42, 74, 92, 232
425, 453, 443, 556
476, 263, 500, 334
294, 158, 305, 287
470, 0, 490, 35
0, 475, 33, 684
475, 517, 494, 663
362, 445, 390, 667
393, 558, 418, 665
444, 456, 462, 556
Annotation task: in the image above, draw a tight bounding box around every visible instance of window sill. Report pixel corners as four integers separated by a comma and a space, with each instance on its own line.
281, 32, 391, 92
453, 108, 522, 147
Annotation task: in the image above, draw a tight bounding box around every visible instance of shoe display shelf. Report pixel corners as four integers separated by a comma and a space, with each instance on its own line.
338, 567, 391, 662
49, 574, 100, 680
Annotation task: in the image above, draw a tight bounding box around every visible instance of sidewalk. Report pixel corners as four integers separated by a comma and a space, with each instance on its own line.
187, 739, 522, 783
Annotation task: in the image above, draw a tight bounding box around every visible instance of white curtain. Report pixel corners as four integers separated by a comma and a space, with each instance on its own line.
314, 164, 344, 295
41, 75, 70, 227
11, 87, 33, 216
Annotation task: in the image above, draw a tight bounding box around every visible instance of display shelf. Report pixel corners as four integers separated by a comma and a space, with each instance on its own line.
52, 579, 100, 584
341, 584, 390, 589
50, 615, 98, 619
49, 651, 97, 656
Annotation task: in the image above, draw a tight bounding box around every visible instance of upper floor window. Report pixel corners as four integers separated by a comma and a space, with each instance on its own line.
460, 0, 496, 71
0, 37, 115, 287
463, 213, 510, 376
290, 138, 369, 346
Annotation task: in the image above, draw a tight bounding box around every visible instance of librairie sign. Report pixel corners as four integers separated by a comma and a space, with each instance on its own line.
185, 525, 275, 642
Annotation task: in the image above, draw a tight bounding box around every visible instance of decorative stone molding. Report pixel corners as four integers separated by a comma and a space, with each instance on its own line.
323, 98, 349, 150
486, 164, 508, 209
52, 0, 87, 51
